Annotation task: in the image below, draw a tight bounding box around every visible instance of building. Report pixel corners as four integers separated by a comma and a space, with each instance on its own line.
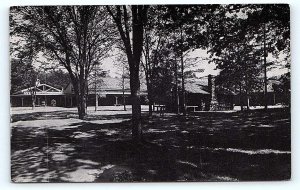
10, 83, 65, 107
236, 79, 289, 107
10, 77, 148, 107
171, 75, 235, 112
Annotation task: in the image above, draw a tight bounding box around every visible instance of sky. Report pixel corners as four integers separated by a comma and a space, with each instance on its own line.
10, 5, 289, 80
29, 47, 289, 80
100, 48, 220, 78
99, 48, 288, 79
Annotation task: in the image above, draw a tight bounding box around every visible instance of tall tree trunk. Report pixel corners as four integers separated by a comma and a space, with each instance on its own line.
263, 23, 268, 110
95, 93, 98, 112
78, 96, 87, 119
130, 69, 142, 142
180, 26, 186, 116
145, 72, 153, 116
74, 79, 87, 120
122, 76, 126, 111
31, 87, 36, 110
239, 85, 244, 111
106, 5, 148, 143
245, 72, 250, 111
148, 85, 153, 116
95, 65, 98, 112
31, 94, 36, 110
246, 89, 250, 111
175, 57, 180, 114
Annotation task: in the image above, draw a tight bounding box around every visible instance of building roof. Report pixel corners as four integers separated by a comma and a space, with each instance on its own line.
12, 84, 64, 96
64, 77, 147, 95
184, 81, 210, 94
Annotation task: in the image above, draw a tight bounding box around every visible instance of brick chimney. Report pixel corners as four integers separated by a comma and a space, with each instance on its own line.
208, 74, 218, 111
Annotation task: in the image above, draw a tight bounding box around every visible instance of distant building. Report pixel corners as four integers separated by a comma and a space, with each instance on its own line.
10, 84, 65, 107
10, 77, 148, 107
236, 79, 290, 107
11, 76, 285, 110
169, 75, 234, 112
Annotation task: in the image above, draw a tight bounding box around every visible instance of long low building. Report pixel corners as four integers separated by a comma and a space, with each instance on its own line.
10, 77, 148, 107
11, 76, 284, 110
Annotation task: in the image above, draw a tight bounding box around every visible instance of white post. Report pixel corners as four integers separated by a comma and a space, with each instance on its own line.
95, 94, 98, 111
115, 96, 118, 106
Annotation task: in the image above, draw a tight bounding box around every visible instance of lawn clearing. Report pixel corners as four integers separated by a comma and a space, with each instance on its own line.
11, 106, 291, 182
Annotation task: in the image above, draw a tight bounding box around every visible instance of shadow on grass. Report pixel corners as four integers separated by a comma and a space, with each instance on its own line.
11, 108, 291, 182
11, 110, 133, 123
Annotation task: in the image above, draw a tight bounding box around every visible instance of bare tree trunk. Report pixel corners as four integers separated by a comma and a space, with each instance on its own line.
74, 79, 87, 120
246, 89, 250, 111
263, 23, 268, 110
31, 94, 36, 110
106, 5, 148, 143
78, 94, 87, 119
95, 65, 98, 112
239, 85, 244, 111
95, 94, 98, 112
122, 76, 126, 111
31, 87, 36, 110
180, 26, 186, 116
245, 73, 250, 111
175, 57, 180, 114
130, 70, 142, 142
148, 86, 153, 116
145, 73, 153, 116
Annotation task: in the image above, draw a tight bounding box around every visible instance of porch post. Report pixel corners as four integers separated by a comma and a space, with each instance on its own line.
95, 94, 98, 111
115, 96, 118, 106
21, 97, 24, 107
64, 96, 67, 107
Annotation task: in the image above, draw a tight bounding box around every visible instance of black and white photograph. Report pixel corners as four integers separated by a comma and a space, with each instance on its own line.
9, 4, 291, 182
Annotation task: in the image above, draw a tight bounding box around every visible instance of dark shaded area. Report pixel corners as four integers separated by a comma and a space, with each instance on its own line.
11, 108, 290, 182
11, 110, 133, 123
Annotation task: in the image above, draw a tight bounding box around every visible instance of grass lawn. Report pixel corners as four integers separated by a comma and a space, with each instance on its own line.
10, 106, 291, 182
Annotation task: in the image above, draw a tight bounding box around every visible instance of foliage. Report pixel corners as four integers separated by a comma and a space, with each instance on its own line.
107, 5, 149, 141
38, 69, 70, 90
10, 6, 117, 118
10, 58, 37, 94
208, 5, 290, 102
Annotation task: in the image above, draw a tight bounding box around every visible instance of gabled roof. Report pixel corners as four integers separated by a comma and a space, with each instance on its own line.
12, 84, 63, 96
185, 81, 210, 94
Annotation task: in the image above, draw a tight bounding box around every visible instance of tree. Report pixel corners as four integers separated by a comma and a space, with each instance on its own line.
10, 58, 39, 109
207, 5, 289, 110
107, 5, 149, 142
215, 4, 290, 110
246, 4, 290, 109
10, 58, 36, 94
141, 6, 168, 116
38, 69, 70, 90
11, 6, 116, 119
114, 52, 130, 111
159, 5, 216, 114
88, 62, 107, 111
